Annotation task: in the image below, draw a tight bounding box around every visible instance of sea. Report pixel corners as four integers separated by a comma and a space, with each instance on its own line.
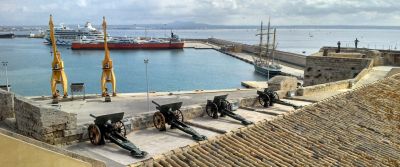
1, 28, 400, 96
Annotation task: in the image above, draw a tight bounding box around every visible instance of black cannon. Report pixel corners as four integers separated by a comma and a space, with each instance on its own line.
206, 94, 253, 125
88, 112, 147, 158
152, 101, 207, 141
257, 88, 301, 109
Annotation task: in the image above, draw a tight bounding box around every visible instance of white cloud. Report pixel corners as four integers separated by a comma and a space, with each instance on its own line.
1, 0, 400, 26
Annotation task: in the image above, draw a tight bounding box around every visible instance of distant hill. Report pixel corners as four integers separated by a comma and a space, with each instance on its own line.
2, 21, 400, 31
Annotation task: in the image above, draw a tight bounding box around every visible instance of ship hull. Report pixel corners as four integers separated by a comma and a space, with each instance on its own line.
0, 33, 15, 38
254, 64, 281, 77
71, 42, 184, 50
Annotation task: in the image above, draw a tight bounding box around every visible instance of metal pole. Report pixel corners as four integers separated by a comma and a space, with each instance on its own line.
164, 24, 167, 38
144, 59, 150, 112
2, 61, 9, 91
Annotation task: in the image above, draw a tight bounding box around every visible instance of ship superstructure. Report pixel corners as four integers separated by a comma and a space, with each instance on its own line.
44, 22, 103, 45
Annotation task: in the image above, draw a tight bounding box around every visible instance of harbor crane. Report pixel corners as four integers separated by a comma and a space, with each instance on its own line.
49, 15, 68, 98
100, 16, 117, 97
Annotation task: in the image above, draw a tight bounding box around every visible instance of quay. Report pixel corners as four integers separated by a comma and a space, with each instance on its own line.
0, 37, 400, 167
184, 38, 305, 79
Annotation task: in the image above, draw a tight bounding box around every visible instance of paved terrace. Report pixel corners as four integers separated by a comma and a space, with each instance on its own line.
30, 89, 259, 124
136, 74, 400, 166
64, 100, 310, 167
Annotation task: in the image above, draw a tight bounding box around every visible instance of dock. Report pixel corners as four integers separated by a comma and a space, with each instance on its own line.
241, 81, 268, 89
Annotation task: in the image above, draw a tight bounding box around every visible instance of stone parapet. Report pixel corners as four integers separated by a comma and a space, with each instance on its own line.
297, 79, 352, 96
14, 95, 79, 145
304, 56, 372, 86
0, 90, 14, 120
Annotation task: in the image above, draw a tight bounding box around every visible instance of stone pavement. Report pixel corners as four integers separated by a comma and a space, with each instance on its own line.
30, 89, 259, 124
64, 99, 311, 166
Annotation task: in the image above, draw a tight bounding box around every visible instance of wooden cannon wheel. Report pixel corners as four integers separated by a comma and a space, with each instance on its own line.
174, 110, 184, 122
206, 103, 218, 118
88, 124, 102, 145
114, 121, 126, 137
153, 111, 166, 131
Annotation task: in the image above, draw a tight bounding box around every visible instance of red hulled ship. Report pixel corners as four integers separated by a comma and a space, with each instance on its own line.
71, 33, 184, 50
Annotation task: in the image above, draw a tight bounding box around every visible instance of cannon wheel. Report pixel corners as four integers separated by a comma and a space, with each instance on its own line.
258, 95, 270, 107
114, 121, 126, 137
153, 112, 166, 131
174, 110, 184, 122
88, 124, 102, 145
273, 92, 280, 100
206, 103, 218, 118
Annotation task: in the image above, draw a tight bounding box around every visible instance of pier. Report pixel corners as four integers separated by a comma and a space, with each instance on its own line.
183, 38, 305, 79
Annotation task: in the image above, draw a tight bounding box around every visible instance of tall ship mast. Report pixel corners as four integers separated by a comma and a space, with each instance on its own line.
253, 18, 281, 79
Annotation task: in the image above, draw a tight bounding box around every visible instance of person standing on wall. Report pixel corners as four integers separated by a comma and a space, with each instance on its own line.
355, 38, 359, 49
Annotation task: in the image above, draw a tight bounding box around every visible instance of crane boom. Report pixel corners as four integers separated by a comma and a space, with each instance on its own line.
49, 15, 68, 98
101, 16, 117, 97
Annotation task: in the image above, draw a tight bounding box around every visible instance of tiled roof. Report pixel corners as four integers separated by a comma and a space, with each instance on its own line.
137, 74, 400, 167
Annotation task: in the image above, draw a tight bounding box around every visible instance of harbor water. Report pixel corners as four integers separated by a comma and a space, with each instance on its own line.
108, 28, 400, 55
0, 38, 264, 96
2, 28, 400, 96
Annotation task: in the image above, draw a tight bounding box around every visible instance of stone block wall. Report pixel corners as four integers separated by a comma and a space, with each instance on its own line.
14, 96, 79, 145
319, 46, 400, 66
267, 76, 298, 92
0, 90, 14, 120
296, 79, 352, 96
304, 56, 372, 86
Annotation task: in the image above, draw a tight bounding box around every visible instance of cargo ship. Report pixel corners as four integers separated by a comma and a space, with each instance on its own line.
0, 33, 15, 38
71, 33, 184, 50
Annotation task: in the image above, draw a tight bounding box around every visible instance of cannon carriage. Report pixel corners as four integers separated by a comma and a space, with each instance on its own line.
205, 94, 253, 125
87, 112, 147, 158
257, 88, 301, 109
152, 101, 207, 141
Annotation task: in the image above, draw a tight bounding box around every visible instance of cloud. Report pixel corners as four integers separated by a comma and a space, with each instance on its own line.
0, 0, 400, 26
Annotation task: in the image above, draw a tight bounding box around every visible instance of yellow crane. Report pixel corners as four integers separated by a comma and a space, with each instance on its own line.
49, 15, 68, 98
101, 16, 117, 97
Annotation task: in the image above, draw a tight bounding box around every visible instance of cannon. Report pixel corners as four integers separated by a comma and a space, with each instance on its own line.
257, 88, 301, 109
152, 101, 207, 141
206, 94, 253, 125
87, 112, 147, 158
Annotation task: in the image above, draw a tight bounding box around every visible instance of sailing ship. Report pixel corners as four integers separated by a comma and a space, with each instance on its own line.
253, 19, 281, 79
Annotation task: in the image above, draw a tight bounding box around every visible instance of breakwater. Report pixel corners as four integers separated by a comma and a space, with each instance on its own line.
205, 38, 306, 68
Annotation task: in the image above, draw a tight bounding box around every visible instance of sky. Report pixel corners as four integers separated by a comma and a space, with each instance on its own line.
1, 0, 399, 26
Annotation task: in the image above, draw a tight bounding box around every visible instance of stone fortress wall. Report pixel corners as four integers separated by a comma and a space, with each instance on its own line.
303, 56, 373, 86
319, 47, 400, 66
1, 90, 79, 145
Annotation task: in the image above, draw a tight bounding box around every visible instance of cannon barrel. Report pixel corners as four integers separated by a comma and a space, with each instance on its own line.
152, 100, 161, 107
89, 114, 96, 118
